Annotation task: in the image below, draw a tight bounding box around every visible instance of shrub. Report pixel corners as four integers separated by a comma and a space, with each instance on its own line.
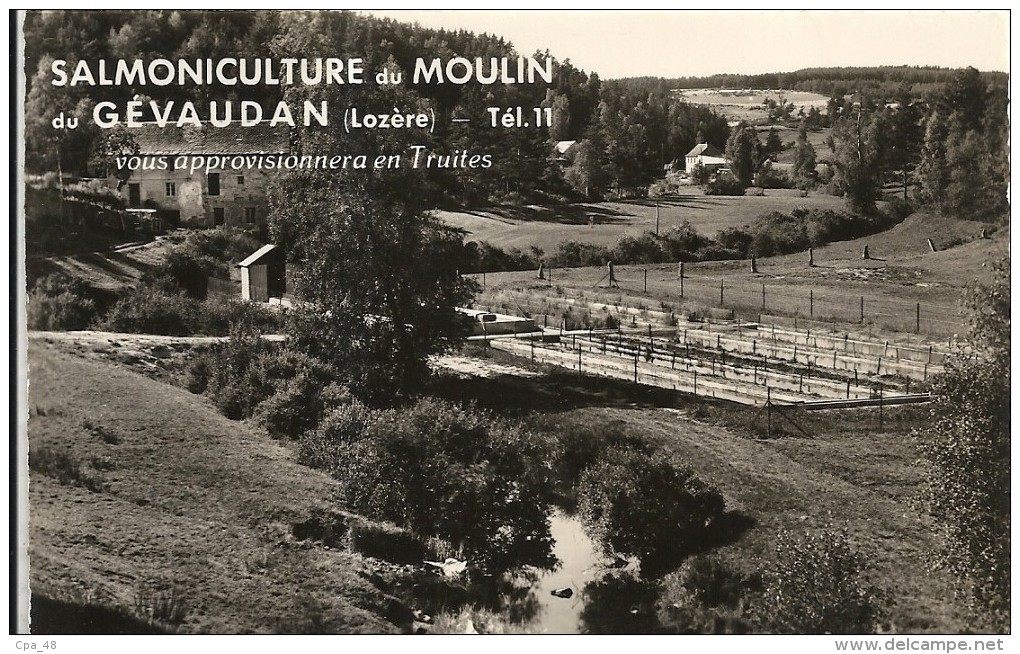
704, 176, 746, 196
180, 227, 264, 265
200, 333, 337, 422
544, 417, 654, 500
755, 528, 888, 634
348, 520, 431, 564
580, 572, 663, 634
297, 399, 372, 471
655, 556, 758, 634
29, 446, 104, 492
143, 250, 227, 300
715, 227, 754, 257
325, 398, 557, 572
551, 241, 613, 268
101, 286, 202, 336
27, 274, 99, 330
255, 377, 352, 440
578, 448, 726, 577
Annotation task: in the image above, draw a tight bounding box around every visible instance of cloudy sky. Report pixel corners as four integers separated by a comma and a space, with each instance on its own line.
363, 10, 1010, 79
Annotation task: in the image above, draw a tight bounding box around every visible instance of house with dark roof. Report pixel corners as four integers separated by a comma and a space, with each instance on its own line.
684, 143, 727, 174
113, 123, 290, 228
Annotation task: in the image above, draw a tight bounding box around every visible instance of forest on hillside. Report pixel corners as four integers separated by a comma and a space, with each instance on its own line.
23, 10, 1009, 217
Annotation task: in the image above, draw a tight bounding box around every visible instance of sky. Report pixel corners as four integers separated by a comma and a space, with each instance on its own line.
363, 9, 1010, 79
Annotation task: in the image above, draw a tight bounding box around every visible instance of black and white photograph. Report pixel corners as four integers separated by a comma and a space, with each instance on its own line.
11, 7, 1012, 645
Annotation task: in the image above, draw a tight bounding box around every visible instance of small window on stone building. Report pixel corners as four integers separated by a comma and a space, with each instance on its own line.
237, 175, 245, 185
208, 172, 220, 196
165, 182, 176, 197
245, 207, 256, 224
214, 208, 225, 225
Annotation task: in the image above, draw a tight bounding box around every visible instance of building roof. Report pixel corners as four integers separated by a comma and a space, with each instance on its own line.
685, 143, 724, 158
238, 243, 279, 268
127, 123, 290, 156
554, 140, 578, 154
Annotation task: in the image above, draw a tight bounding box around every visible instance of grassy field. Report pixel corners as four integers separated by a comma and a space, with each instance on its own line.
437, 192, 848, 251
25, 336, 401, 634
675, 88, 830, 124
469, 213, 1005, 339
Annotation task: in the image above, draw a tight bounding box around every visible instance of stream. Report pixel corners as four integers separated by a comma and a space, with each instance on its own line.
527, 509, 605, 634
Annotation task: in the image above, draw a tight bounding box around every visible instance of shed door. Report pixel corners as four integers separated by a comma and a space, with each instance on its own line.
249, 264, 269, 302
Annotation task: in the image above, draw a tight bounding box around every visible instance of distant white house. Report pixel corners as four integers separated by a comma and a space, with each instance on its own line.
553, 140, 578, 163
684, 143, 727, 173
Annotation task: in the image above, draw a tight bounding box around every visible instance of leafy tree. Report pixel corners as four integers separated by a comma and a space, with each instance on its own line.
792, 121, 817, 188
270, 183, 476, 402
756, 528, 889, 634
942, 66, 986, 132
917, 257, 1009, 631
88, 126, 140, 186
577, 448, 726, 577
564, 139, 607, 199
917, 110, 951, 208
725, 123, 763, 187
827, 107, 883, 215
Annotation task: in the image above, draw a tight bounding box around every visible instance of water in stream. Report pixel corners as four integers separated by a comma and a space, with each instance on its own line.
527, 509, 605, 634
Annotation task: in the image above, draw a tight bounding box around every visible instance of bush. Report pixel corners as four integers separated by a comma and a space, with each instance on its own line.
180, 227, 264, 265
704, 176, 746, 196
100, 286, 202, 336
578, 449, 727, 577
255, 377, 353, 440
580, 572, 663, 634
324, 398, 557, 572
27, 274, 99, 330
200, 335, 336, 422
298, 399, 372, 470
655, 556, 758, 634
144, 250, 228, 300
29, 445, 104, 492
348, 520, 431, 564
755, 528, 888, 634
543, 417, 654, 501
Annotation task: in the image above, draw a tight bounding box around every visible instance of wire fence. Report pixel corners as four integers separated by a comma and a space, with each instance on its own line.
472, 266, 969, 340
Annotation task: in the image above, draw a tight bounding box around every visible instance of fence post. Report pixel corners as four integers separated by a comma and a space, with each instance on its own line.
762, 283, 766, 311
879, 381, 884, 430
809, 289, 814, 318
644, 269, 648, 293
916, 302, 921, 334
679, 262, 685, 297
